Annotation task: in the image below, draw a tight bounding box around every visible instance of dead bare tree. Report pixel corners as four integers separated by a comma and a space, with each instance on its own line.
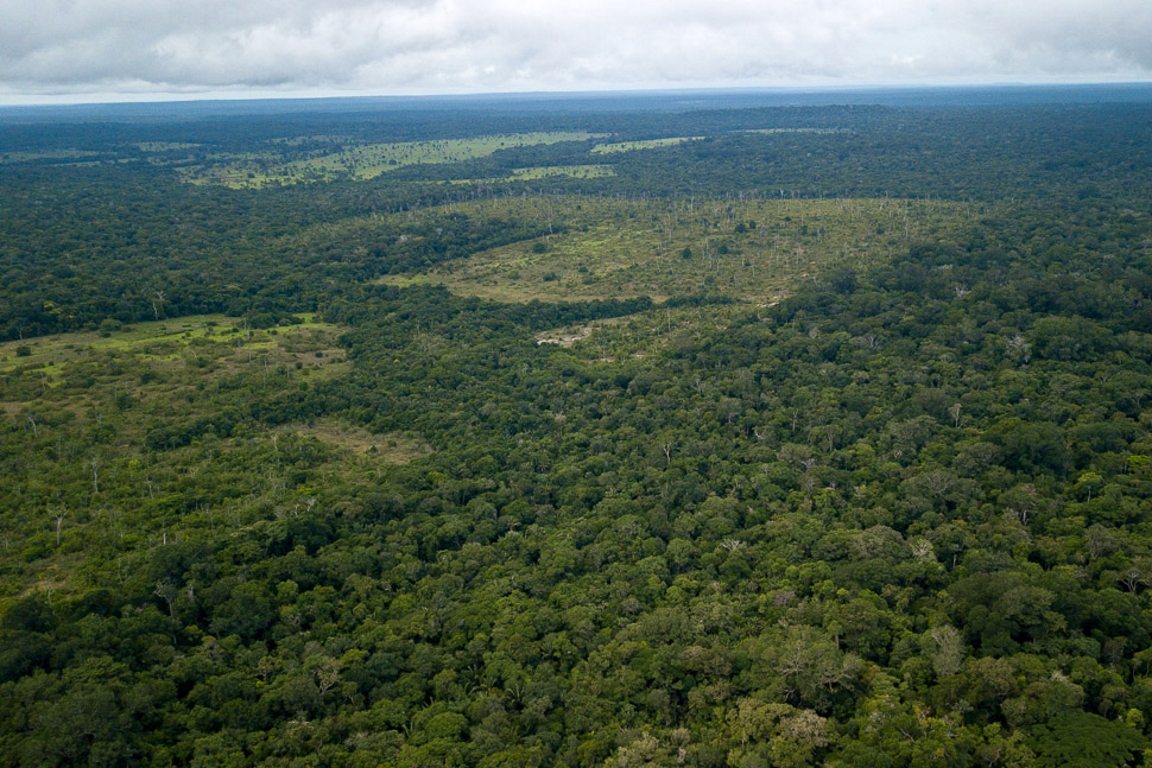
49, 507, 67, 546
88, 456, 101, 494
948, 403, 963, 428
151, 290, 166, 320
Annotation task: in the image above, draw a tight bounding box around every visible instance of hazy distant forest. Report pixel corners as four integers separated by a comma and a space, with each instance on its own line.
3, 90, 1152, 767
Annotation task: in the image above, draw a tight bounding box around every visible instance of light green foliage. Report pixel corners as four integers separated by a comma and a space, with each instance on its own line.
507, 164, 616, 180
180, 131, 602, 187
380, 195, 966, 304
0, 149, 103, 164
3, 97, 1152, 768
0, 314, 362, 603
0, 314, 332, 374
591, 137, 704, 154
741, 128, 850, 135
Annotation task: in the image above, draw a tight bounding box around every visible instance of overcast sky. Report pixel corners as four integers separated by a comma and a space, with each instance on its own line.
2, 0, 1150, 103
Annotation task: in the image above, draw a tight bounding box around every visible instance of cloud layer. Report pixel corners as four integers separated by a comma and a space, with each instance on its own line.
3, 0, 1151, 100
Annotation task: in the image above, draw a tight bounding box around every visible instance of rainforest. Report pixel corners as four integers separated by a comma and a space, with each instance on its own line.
2, 87, 1152, 767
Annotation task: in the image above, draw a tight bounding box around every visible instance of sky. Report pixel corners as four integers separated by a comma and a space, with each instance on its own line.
2, 0, 1151, 104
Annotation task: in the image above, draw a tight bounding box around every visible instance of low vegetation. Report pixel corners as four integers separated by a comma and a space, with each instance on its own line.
2, 92, 1152, 767
591, 137, 704, 153
380, 196, 968, 304
177, 132, 603, 188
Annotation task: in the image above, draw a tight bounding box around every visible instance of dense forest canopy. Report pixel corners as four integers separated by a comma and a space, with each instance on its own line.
2, 87, 1152, 767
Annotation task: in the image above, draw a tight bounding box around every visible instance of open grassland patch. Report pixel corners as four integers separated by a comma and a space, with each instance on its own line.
0, 149, 104, 164
135, 142, 202, 152
277, 421, 433, 463
0, 314, 342, 376
591, 137, 704, 154
179, 131, 602, 188
0, 314, 357, 601
378, 195, 973, 304
585, 130, 846, 160
448, 164, 617, 186
509, 165, 616, 180
0, 314, 350, 434
742, 127, 851, 135
537, 303, 759, 363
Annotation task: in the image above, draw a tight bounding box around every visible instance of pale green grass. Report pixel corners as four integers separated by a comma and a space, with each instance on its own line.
136, 142, 201, 152
537, 302, 756, 364
0, 149, 103, 164
0, 314, 376, 606
180, 131, 604, 188
269, 136, 348, 146
377, 195, 972, 305
591, 137, 704, 154
276, 420, 433, 463
586, 131, 845, 159
0, 313, 339, 376
742, 128, 850, 135
509, 165, 617, 180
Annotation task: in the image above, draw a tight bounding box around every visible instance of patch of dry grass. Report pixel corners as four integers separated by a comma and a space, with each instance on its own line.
277, 421, 433, 463
378, 195, 971, 305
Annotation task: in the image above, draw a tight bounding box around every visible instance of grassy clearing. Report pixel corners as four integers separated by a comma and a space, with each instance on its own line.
448, 164, 617, 185
741, 128, 850, 135
509, 165, 616, 180
0, 314, 371, 599
378, 195, 974, 305
448, 164, 616, 185
0, 149, 103, 164
585, 130, 843, 159
0, 313, 340, 376
277, 420, 433, 463
591, 137, 704, 154
0, 313, 352, 438
538, 302, 757, 363
179, 132, 603, 188
136, 142, 201, 152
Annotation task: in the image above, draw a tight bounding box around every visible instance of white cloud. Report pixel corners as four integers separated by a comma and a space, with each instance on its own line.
1, 0, 1150, 101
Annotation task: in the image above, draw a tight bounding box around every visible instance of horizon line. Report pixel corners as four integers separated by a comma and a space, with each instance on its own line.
2, 80, 1152, 111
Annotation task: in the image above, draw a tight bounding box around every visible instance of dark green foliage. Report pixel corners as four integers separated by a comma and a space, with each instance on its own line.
1028, 712, 1144, 768
4, 94, 1152, 766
